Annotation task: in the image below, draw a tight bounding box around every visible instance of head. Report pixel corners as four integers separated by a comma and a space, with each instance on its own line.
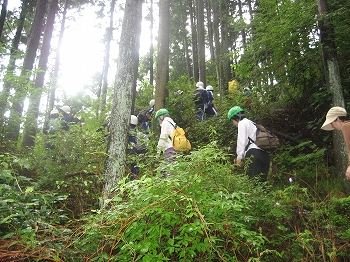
196, 81, 204, 89
321, 106, 347, 131
155, 108, 170, 125
206, 85, 214, 91
60, 105, 71, 115
227, 106, 245, 127
149, 99, 155, 107
50, 109, 59, 118
130, 115, 138, 127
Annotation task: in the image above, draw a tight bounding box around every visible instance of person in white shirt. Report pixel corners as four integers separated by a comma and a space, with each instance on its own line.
155, 108, 177, 163
228, 106, 270, 182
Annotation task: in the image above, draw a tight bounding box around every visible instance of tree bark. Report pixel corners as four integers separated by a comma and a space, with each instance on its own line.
6, 0, 47, 143
317, 0, 347, 177
0, 0, 32, 133
22, 0, 58, 148
99, 0, 116, 116
188, 0, 199, 82
49, 0, 69, 112
0, 0, 8, 41
212, 0, 222, 99
196, 0, 206, 86
103, 0, 142, 201
154, 0, 170, 110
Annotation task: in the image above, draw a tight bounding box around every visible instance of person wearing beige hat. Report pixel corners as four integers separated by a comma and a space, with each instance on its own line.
321, 106, 350, 180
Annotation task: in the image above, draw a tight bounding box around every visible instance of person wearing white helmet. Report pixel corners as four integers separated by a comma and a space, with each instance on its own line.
127, 115, 148, 180
205, 85, 218, 117
193, 81, 209, 122
60, 105, 81, 131
43, 108, 60, 149
139, 99, 155, 133
321, 106, 350, 180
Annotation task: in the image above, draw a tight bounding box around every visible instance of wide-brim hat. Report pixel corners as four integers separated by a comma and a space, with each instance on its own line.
321, 106, 347, 130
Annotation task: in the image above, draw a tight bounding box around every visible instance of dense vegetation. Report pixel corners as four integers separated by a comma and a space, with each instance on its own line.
1, 0, 350, 261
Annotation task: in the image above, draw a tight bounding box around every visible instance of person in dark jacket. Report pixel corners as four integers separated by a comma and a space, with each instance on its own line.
193, 81, 209, 122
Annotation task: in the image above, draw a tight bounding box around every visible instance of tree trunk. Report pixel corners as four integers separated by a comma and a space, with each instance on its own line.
212, 0, 223, 99
196, 0, 206, 85
99, 0, 116, 116
49, 0, 69, 111
103, 0, 142, 201
22, 0, 58, 148
149, 0, 154, 85
317, 0, 347, 177
188, 0, 199, 82
0, 0, 8, 40
6, 0, 47, 143
0, 0, 32, 133
179, 0, 192, 81
205, 0, 214, 61
154, 0, 170, 110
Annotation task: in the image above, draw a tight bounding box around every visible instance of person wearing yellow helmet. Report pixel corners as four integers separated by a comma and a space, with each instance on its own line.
228, 106, 270, 182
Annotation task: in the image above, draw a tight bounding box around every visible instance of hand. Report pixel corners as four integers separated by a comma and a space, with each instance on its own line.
345, 166, 350, 180
236, 158, 242, 166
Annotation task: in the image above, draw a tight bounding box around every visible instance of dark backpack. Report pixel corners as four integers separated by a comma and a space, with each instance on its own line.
247, 123, 280, 151
193, 89, 208, 106
137, 109, 147, 123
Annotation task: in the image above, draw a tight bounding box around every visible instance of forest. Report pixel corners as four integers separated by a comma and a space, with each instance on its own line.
1, 0, 350, 261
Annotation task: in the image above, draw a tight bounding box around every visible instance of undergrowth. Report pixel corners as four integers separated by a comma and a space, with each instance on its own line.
1, 140, 350, 261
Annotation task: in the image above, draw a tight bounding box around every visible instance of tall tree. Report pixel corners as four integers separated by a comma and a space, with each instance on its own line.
6, 0, 47, 143
188, 0, 199, 82
196, 0, 206, 85
212, 0, 223, 98
317, 0, 347, 176
0, 0, 32, 133
149, 0, 154, 85
103, 0, 142, 201
49, 0, 69, 111
99, 0, 116, 117
0, 0, 8, 40
154, 0, 170, 110
22, 0, 58, 148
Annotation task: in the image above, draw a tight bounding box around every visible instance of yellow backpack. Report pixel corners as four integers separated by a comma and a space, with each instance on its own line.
168, 121, 191, 152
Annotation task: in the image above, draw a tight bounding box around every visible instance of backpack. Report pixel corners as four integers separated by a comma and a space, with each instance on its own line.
167, 121, 192, 152
193, 89, 208, 107
247, 123, 280, 151
137, 109, 147, 123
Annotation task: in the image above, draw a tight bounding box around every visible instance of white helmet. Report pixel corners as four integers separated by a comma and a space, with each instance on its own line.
60, 105, 71, 114
196, 81, 204, 88
130, 115, 138, 126
50, 109, 59, 115
206, 85, 214, 91
149, 99, 155, 107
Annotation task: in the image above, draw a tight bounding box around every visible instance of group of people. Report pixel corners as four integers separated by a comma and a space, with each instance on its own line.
45, 92, 350, 183
193, 81, 218, 122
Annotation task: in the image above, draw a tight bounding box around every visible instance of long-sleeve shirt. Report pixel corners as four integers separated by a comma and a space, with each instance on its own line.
341, 121, 350, 165
157, 117, 176, 151
236, 118, 260, 160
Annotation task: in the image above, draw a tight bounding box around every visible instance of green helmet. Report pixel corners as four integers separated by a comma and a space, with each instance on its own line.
155, 108, 169, 119
227, 106, 244, 122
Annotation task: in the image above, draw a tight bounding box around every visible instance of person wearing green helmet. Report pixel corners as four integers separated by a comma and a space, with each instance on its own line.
155, 109, 177, 173
228, 106, 270, 182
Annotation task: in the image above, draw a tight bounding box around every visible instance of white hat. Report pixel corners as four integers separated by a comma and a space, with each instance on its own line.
206, 85, 213, 91
321, 107, 347, 131
196, 81, 204, 89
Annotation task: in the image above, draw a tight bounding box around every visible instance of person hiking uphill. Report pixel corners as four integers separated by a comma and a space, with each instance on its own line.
127, 115, 148, 180
140, 99, 155, 133
155, 108, 177, 177
321, 106, 350, 180
193, 81, 209, 122
205, 85, 218, 117
59, 105, 81, 131
228, 106, 270, 182
43, 109, 60, 150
